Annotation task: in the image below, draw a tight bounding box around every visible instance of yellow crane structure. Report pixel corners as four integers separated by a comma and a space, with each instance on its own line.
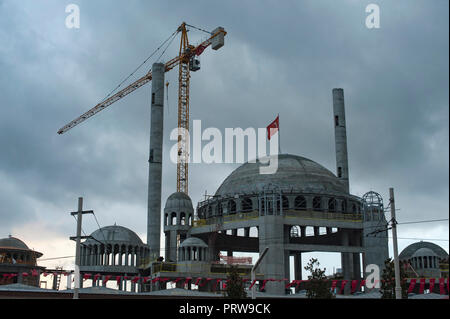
58, 22, 226, 195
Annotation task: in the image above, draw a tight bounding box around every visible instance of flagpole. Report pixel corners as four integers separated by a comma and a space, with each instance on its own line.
278, 113, 281, 155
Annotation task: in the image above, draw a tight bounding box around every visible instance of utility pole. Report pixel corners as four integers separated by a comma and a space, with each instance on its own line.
389, 188, 402, 299
251, 247, 269, 300
69, 197, 93, 299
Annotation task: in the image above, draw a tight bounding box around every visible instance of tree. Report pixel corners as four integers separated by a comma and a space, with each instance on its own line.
304, 258, 334, 299
225, 266, 247, 299
380, 258, 408, 299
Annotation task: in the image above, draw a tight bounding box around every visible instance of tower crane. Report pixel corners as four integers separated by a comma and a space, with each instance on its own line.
57, 22, 226, 195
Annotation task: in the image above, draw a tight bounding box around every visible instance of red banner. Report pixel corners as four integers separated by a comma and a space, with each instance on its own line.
408, 279, 417, 293
351, 280, 358, 294
116, 276, 121, 285
331, 280, 338, 292
419, 278, 425, 294
429, 278, 435, 293
339, 280, 348, 294
83, 274, 92, 280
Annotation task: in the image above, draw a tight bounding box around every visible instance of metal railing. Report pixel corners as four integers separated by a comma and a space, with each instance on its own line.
193, 210, 362, 227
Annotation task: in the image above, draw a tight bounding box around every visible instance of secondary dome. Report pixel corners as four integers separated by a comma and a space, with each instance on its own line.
180, 237, 208, 248
165, 192, 193, 211
85, 225, 144, 246
0, 237, 29, 250
399, 241, 448, 260
215, 154, 347, 197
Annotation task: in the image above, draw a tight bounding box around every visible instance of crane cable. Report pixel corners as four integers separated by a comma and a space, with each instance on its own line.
100, 29, 180, 103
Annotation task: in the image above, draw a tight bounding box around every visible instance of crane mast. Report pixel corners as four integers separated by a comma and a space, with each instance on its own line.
177, 23, 191, 194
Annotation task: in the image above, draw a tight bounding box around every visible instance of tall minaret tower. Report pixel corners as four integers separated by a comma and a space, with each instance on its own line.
332, 88, 350, 192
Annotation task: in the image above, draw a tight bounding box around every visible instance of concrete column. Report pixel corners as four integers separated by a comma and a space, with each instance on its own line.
341, 231, 353, 295
326, 227, 332, 235
300, 226, 306, 237
259, 215, 286, 295
244, 227, 250, 237
332, 88, 349, 192
147, 62, 165, 258
232, 229, 237, 236
294, 253, 302, 292
314, 227, 320, 236
168, 231, 178, 262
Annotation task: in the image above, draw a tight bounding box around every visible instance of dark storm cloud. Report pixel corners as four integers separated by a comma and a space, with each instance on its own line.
0, 0, 448, 253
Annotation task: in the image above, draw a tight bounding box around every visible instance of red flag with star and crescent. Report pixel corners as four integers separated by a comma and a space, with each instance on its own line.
267, 116, 279, 140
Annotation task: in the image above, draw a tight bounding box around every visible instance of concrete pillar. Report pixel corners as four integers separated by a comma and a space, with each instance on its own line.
147, 62, 165, 258
314, 226, 320, 236
259, 215, 286, 295
332, 88, 349, 192
341, 231, 352, 295
244, 227, 250, 237
294, 253, 302, 292
232, 229, 237, 236
300, 226, 306, 237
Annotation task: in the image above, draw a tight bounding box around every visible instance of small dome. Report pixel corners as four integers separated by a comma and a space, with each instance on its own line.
0, 237, 29, 250
165, 192, 193, 211
412, 248, 437, 258
399, 241, 448, 260
85, 225, 144, 246
180, 237, 208, 248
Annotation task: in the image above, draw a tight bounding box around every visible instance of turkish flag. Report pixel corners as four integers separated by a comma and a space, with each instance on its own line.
267, 116, 279, 140
104, 275, 112, 284
31, 269, 39, 277
116, 276, 121, 285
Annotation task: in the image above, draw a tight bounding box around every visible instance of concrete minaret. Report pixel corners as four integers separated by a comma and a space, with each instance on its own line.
147, 63, 165, 258
332, 88, 350, 192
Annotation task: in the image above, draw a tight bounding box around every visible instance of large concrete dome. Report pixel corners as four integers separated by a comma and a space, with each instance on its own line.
86, 225, 144, 246
215, 154, 347, 197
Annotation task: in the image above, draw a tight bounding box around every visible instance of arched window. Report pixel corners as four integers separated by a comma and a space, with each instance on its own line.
282, 196, 289, 211
294, 196, 307, 210
290, 226, 300, 238
341, 200, 347, 213
207, 206, 212, 218
188, 214, 192, 226
328, 198, 336, 212
242, 197, 253, 212
228, 200, 236, 214
313, 197, 322, 211
180, 212, 186, 225
171, 212, 177, 225
165, 213, 169, 226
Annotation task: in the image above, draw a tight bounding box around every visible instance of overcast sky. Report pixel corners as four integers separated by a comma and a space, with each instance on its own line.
0, 0, 448, 282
